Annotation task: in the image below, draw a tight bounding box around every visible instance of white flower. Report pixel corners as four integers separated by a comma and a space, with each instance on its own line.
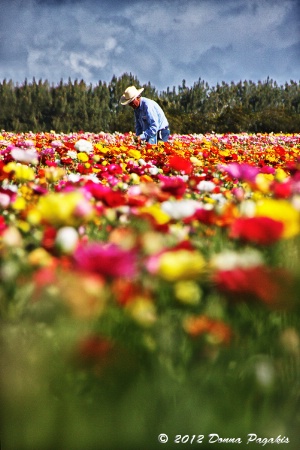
254, 357, 276, 388
55, 227, 79, 254
74, 139, 93, 154
66, 150, 78, 159
67, 173, 82, 183
210, 193, 227, 205
197, 180, 216, 192
210, 248, 264, 271
239, 200, 256, 217
51, 140, 63, 148
11, 147, 38, 164
161, 199, 202, 220
138, 158, 147, 166
148, 166, 159, 175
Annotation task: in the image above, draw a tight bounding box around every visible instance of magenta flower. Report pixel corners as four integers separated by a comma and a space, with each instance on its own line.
73, 242, 137, 278
218, 163, 260, 182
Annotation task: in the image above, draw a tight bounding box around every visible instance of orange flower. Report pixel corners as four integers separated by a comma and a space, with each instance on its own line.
184, 315, 232, 345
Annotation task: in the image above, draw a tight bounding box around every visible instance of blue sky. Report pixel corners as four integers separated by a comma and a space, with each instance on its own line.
1, 0, 299, 92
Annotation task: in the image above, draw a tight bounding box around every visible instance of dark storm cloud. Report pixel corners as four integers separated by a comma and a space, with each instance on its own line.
0, 0, 299, 90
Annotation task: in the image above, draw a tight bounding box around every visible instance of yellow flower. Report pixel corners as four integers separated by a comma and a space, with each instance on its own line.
28, 248, 53, 267
139, 203, 170, 225
12, 196, 27, 211
27, 209, 42, 225
36, 191, 94, 227
94, 143, 109, 154
5, 162, 35, 182
44, 167, 65, 183
255, 199, 300, 238
174, 280, 202, 305
275, 168, 288, 182
130, 173, 140, 184
128, 149, 141, 159
190, 156, 203, 166
255, 173, 273, 193
77, 152, 89, 162
126, 297, 157, 327
16, 220, 31, 233
158, 249, 206, 281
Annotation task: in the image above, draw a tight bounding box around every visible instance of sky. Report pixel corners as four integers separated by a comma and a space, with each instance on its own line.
0, 0, 299, 92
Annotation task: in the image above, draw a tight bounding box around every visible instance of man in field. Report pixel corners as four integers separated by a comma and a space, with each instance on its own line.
120, 85, 170, 144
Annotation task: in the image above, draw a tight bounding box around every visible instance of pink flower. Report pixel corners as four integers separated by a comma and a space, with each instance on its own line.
218, 163, 259, 182
84, 182, 125, 207
158, 175, 187, 198
73, 242, 137, 278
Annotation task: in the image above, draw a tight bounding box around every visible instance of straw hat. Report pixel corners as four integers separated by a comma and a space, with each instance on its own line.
120, 85, 144, 105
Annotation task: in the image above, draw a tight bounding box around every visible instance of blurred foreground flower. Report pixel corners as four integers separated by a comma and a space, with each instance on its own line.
36, 191, 94, 227
255, 199, 300, 238
157, 249, 206, 281
229, 216, 284, 245
55, 226, 79, 254
184, 315, 232, 345
212, 265, 294, 306
11, 146, 39, 164
73, 242, 137, 278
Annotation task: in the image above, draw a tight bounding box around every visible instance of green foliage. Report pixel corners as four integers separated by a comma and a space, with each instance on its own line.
1, 75, 300, 133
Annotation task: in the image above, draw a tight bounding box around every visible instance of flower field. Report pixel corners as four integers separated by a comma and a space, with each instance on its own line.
1, 130, 300, 449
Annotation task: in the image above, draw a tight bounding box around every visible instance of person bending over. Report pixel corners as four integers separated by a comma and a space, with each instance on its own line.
120, 85, 170, 144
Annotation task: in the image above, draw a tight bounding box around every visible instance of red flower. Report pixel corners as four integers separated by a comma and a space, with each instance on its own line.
185, 208, 217, 225
229, 216, 284, 245
84, 182, 125, 207
168, 155, 193, 174
272, 181, 292, 199
77, 335, 113, 362
213, 266, 293, 306
0, 216, 7, 234
42, 226, 57, 250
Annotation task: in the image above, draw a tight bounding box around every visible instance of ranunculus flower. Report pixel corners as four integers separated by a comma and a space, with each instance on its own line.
157, 249, 205, 281
161, 199, 201, 220
168, 155, 193, 174
197, 180, 216, 192
213, 266, 294, 306
158, 175, 187, 198
183, 315, 232, 345
255, 199, 300, 238
210, 248, 264, 271
138, 203, 170, 225
5, 162, 36, 181
0, 187, 17, 208
84, 182, 125, 207
74, 139, 93, 154
73, 242, 137, 278
77, 152, 89, 162
36, 191, 94, 227
55, 226, 79, 254
218, 162, 260, 182
11, 147, 39, 164
76, 334, 114, 366
229, 216, 284, 245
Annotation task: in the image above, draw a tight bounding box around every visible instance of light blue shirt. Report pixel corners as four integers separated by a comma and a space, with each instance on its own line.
134, 97, 169, 141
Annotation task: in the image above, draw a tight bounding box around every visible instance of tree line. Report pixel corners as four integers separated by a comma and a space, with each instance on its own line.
1, 73, 300, 134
